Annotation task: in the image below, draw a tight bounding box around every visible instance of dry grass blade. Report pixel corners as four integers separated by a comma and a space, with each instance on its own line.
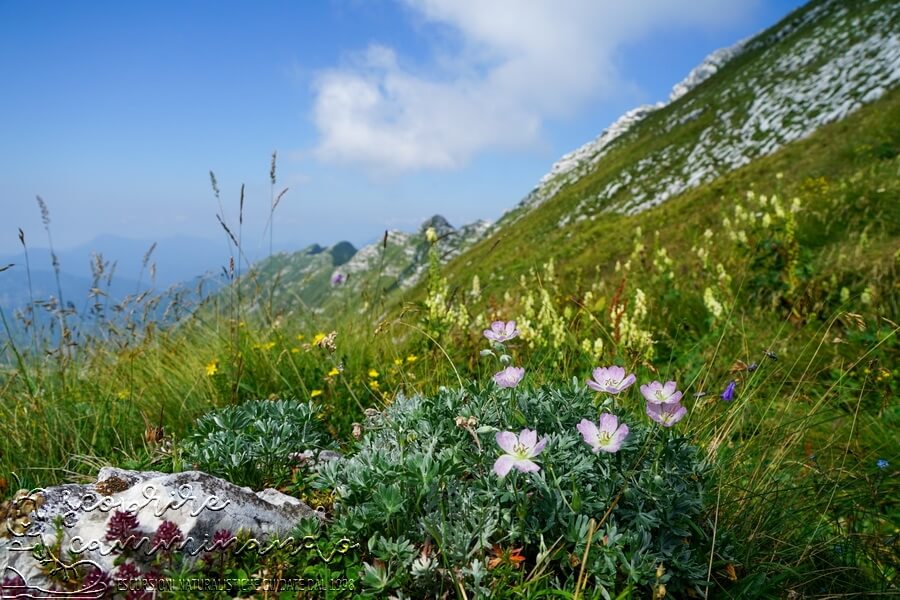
217, 214, 239, 248
142, 242, 157, 269
273, 187, 288, 211
573, 518, 596, 599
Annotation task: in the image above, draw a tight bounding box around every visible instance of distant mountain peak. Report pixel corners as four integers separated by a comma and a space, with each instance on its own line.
668, 38, 750, 103
329, 241, 357, 266
420, 215, 454, 237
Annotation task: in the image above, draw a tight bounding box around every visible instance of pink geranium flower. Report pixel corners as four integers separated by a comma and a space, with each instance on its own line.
493, 429, 547, 477
646, 401, 687, 427
587, 366, 636, 394
577, 413, 629, 453
484, 320, 519, 343
493, 366, 525, 388
640, 380, 683, 405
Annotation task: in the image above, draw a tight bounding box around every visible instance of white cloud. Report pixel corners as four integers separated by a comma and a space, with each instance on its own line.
312, 0, 757, 173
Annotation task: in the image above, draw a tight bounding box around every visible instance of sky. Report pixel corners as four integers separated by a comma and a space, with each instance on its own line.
0, 0, 808, 259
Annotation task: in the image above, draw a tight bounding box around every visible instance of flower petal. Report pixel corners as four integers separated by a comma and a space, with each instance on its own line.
496, 431, 518, 454
514, 459, 540, 473
598, 413, 618, 434
619, 373, 636, 390
493, 455, 516, 477
530, 436, 548, 457
610, 423, 629, 449
646, 402, 664, 424
667, 403, 687, 426
519, 429, 537, 450
586, 380, 604, 393
576, 419, 599, 446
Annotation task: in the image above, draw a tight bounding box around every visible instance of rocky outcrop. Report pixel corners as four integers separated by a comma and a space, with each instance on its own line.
0, 468, 321, 595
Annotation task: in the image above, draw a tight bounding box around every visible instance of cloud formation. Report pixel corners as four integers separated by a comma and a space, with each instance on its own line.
312, 0, 757, 173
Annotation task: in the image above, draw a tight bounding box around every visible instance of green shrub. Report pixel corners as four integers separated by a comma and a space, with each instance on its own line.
317, 382, 712, 597
181, 399, 335, 489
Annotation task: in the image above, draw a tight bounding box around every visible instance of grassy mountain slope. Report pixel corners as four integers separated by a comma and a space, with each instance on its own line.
503, 0, 898, 223
438, 86, 900, 315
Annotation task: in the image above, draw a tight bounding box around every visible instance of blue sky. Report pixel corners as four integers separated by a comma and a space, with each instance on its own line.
0, 0, 806, 258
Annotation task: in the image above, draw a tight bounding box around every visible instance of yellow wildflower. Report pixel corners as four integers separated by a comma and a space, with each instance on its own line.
394, 358, 403, 366
115, 390, 129, 400
205, 360, 219, 376
313, 331, 338, 352
406, 354, 418, 363
369, 380, 380, 390
368, 369, 380, 378
310, 389, 323, 398
327, 367, 340, 377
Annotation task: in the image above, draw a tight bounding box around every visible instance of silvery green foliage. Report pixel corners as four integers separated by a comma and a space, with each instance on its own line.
317, 383, 711, 596
181, 399, 334, 489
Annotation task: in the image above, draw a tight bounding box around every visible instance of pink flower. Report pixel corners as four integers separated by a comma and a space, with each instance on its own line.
587, 366, 636, 394
646, 401, 687, 427
151, 520, 183, 554
577, 414, 629, 453
484, 320, 519, 343
493, 366, 525, 388
493, 429, 548, 477
105, 510, 139, 546
640, 380, 683, 405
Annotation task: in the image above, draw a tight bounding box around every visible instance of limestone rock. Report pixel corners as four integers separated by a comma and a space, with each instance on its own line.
0, 468, 321, 593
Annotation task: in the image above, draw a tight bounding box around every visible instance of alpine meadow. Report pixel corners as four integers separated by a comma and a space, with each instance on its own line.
0, 0, 898, 598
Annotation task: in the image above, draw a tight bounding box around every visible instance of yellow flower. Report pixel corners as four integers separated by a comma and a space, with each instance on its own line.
205, 360, 219, 376
291, 348, 300, 353
394, 358, 403, 366
327, 367, 340, 377
406, 354, 418, 363
369, 380, 380, 390
312, 332, 327, 345
253, 341, 276, 351
115, 390, 129, 400
368, 369, 380, 378
310, 389, 323, 398
296, 334, 305, 341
